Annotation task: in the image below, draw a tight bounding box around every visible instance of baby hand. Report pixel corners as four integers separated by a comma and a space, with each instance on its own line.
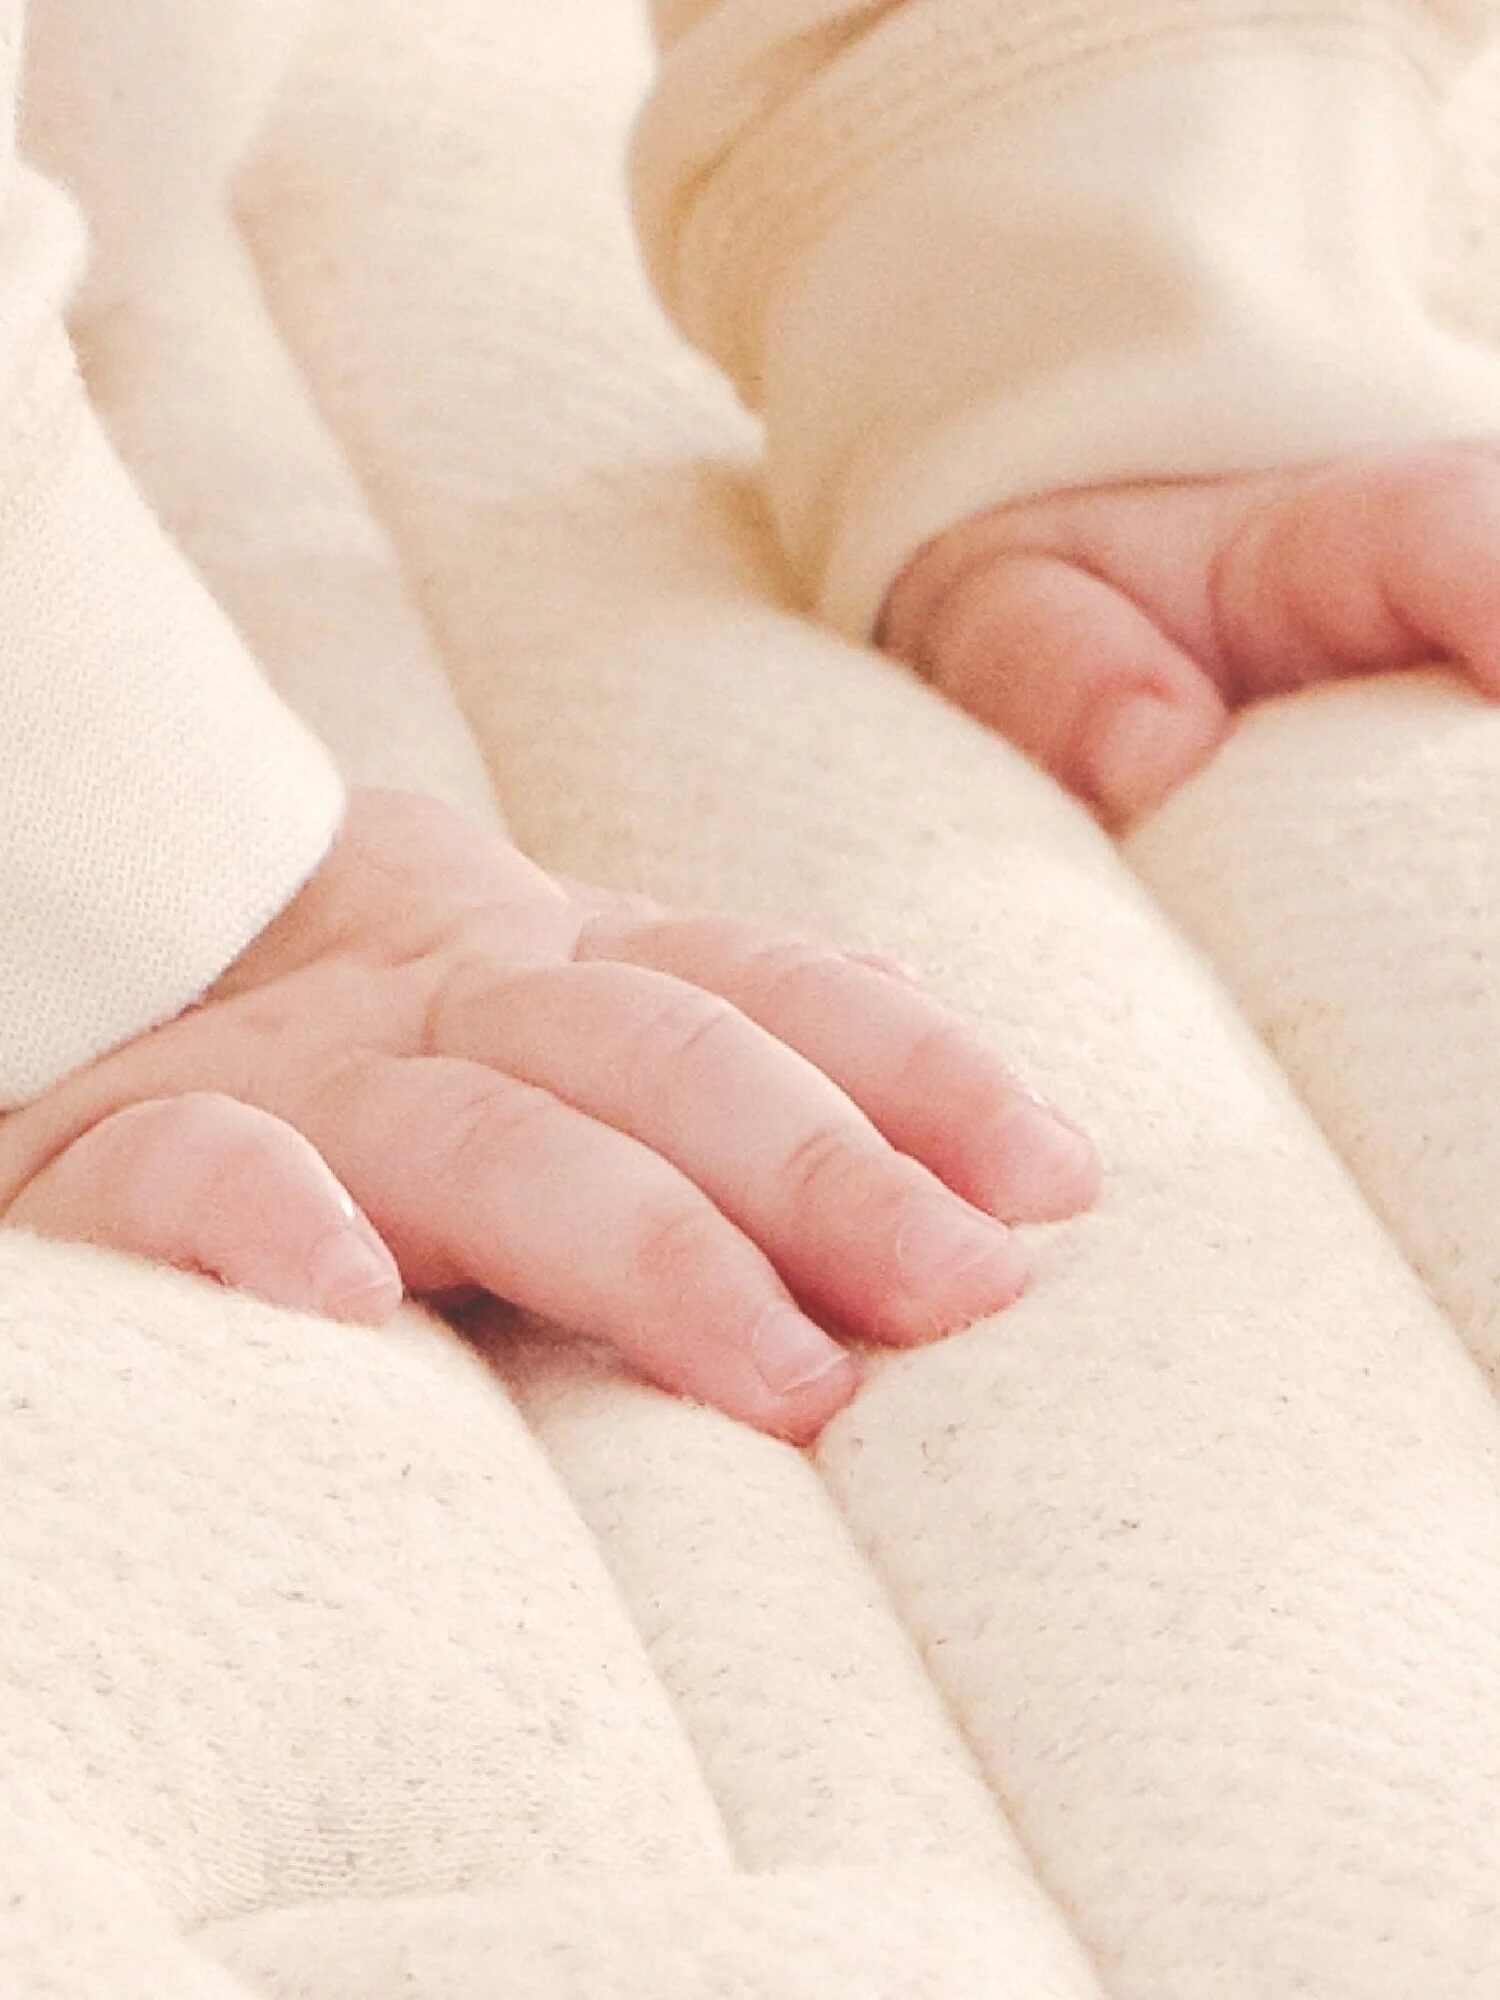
0, 787, 1096, 1443
879, 443, 1500, 827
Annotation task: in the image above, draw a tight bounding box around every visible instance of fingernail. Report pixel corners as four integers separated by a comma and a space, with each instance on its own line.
896, 1197, 1024, 1302
311, 1228, 400, 1318
994, 1101, 1099, 1219
751, 1305, 851, 1395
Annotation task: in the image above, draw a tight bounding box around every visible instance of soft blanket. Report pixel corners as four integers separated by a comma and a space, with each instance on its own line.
5, 4, 1500, 1996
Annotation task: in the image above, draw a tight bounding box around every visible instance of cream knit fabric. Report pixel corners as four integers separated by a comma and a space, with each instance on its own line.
0, 5, 351, 1110
5, 3, 1500, 1998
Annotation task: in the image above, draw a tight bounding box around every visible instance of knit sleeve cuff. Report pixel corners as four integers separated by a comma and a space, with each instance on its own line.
0, 326, 346, 1109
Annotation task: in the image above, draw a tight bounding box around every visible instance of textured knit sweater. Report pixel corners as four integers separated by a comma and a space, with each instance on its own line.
4, 0, 1500, 1108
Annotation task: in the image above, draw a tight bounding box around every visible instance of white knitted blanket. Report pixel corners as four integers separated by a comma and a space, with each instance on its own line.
6, 5, 1500, 1996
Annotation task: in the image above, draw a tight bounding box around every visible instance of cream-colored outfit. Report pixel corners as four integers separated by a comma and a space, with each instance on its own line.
8, 5, 1500, 1996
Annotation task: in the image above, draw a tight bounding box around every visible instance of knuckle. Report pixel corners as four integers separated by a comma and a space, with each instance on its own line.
741, 940, 842, 1011
882, 514, 1020, 656
173, 1099, 304, 1198
928, 550, 1058, 665
625, 982, 742, 1083
93, 1097, 313, 1245
419, 950, 502, 1057
775, 1119, 870, 1211
895, 1018, 975, 1095
632, 1198, 727, 1289
569, 890, 667, 960
437, 1077, 555, 1184
112, 1091, 274, 1159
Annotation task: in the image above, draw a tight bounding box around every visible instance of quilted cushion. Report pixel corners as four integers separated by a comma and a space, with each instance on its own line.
5, 3, 1500, 1995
